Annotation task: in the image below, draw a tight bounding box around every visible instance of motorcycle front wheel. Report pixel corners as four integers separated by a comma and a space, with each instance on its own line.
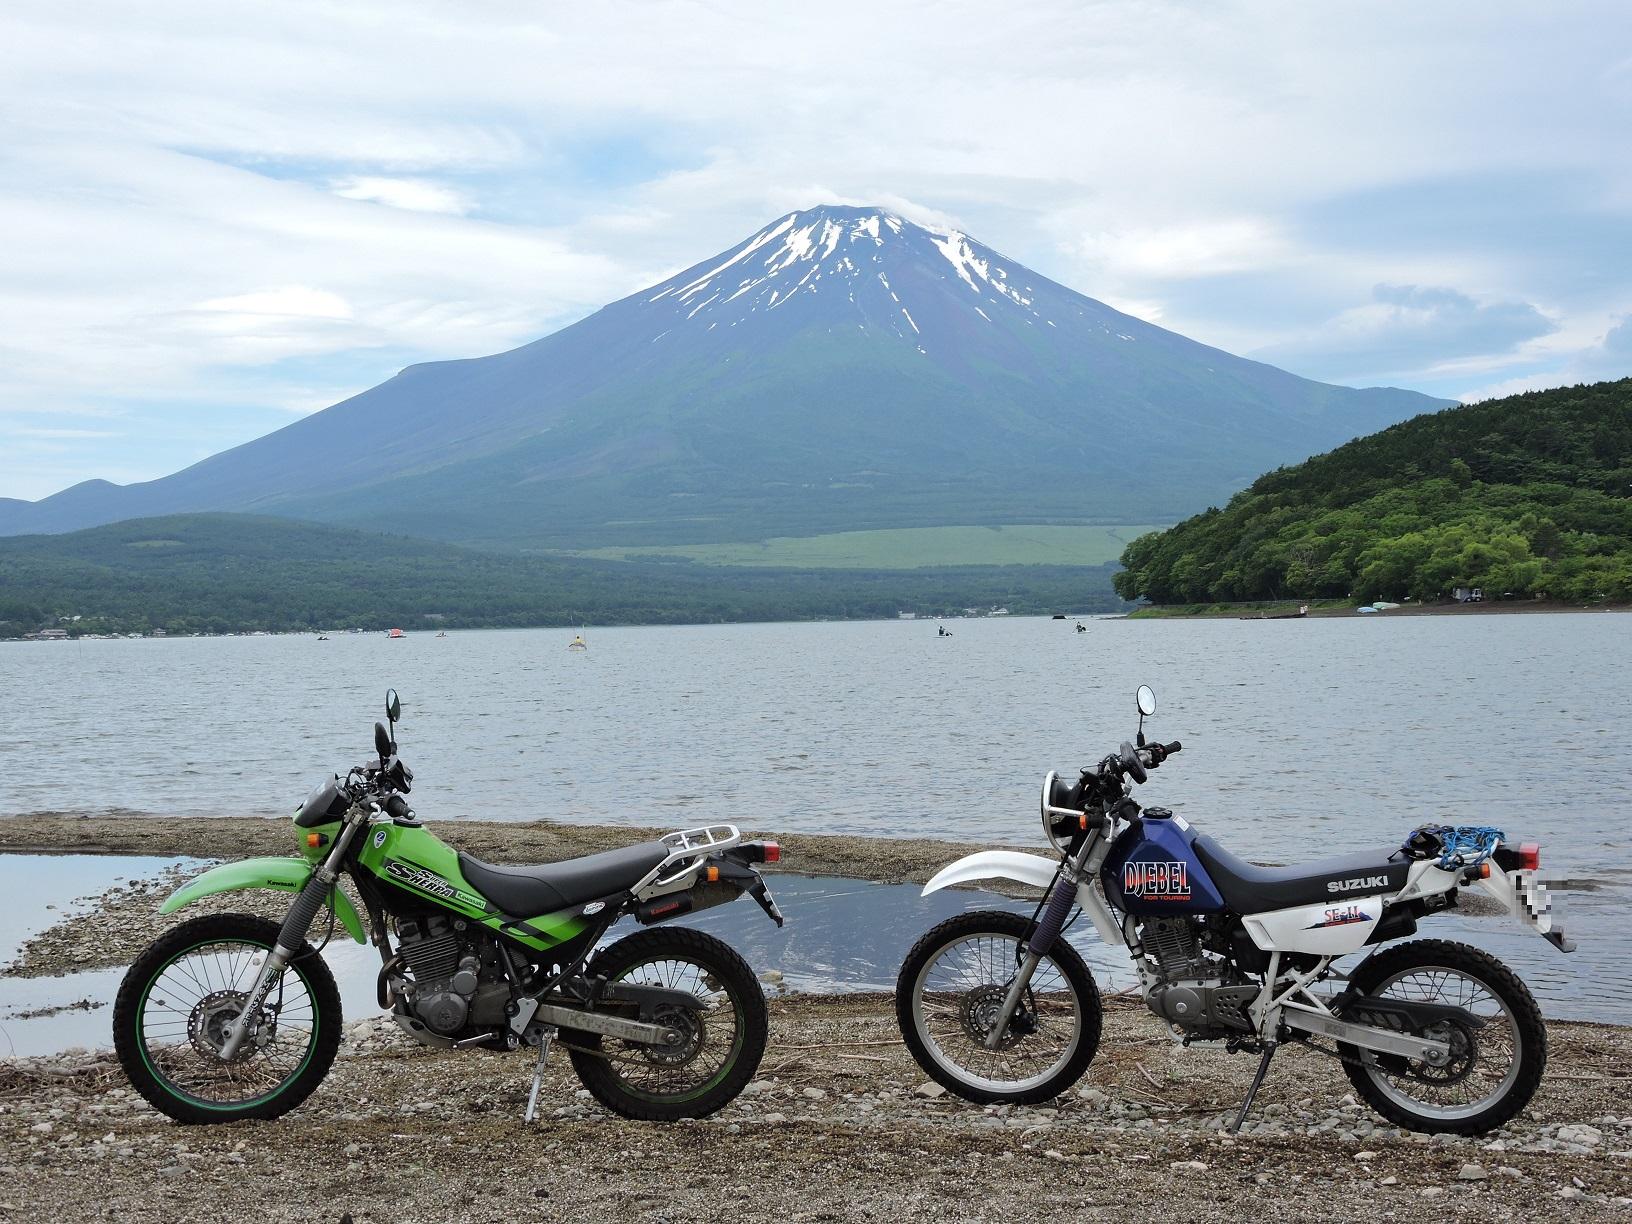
896, 909, 1102, 1105
565, 926, 768, 1121
1338, 937, 1546, 1135
112, 912, 342, 1124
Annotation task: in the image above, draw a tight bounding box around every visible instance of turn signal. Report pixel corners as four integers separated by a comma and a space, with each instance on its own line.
1517, 842, 1541, 871
706, 865, 720, 883
305, 833, 327, 849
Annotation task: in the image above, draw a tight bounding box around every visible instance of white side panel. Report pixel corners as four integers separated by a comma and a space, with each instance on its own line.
1242, 895, 1389, 955
1393, 859, 1459, 904
922, 851, 1058, 896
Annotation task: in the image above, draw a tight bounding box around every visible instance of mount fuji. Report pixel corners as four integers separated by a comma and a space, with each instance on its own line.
0, 205, 1448, 547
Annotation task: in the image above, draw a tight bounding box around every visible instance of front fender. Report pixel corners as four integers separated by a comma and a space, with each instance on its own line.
160, 856, 367, 944
922, 851, 1059, 896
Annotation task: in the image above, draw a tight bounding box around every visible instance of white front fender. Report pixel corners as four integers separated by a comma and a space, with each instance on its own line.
923, 851, 1059, 896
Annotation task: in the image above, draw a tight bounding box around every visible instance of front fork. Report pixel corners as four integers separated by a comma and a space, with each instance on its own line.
217, 807, 370, 1059
984, 833, 1101, 1049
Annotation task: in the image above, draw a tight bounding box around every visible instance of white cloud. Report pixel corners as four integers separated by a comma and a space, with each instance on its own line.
1073, 219, 1291, 281
330, 176, 473, 215
0, 0, 1628, 496
195, 286, 354, 319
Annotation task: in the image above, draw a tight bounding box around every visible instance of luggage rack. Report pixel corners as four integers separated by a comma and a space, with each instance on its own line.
635, 824, 743, 893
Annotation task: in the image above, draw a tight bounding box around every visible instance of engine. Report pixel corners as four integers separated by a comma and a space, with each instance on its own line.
395, 916, 513, 1037
1137, 916, 1258, 1037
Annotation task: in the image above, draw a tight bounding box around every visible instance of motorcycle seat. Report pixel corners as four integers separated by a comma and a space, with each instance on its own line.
458, 841, 670, 916
1190, 835, 1410, 913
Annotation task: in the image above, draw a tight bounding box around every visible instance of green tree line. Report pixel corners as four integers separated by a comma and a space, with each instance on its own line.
0, 513, 1124, 637
1114, 379, 1632, 605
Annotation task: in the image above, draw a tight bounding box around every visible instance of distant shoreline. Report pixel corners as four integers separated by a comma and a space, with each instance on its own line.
1127, 598, 1631, 620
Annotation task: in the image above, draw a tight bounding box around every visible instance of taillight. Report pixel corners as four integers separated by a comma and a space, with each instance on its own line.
761, 841, 781, 864
1516, 842, 1541, 871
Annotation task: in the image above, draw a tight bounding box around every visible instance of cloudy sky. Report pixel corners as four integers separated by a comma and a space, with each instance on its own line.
2, 1, 1628, 501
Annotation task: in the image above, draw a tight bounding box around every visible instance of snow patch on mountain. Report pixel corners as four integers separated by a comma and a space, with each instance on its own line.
636, 204, 1059, 345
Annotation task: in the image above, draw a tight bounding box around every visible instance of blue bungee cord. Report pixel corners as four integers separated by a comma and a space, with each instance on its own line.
1406, 823, 1506, 869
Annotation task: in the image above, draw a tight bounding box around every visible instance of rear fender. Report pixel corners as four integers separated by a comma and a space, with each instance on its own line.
159, 856, 367, 944
1476, 866, 1574, 952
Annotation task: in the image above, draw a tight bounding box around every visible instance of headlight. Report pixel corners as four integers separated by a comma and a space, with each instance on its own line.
1040, 770, 1087, 855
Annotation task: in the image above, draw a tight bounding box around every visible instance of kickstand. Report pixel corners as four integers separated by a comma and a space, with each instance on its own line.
523, 1026, 557, 1124
1229, 1041, 1277, 1135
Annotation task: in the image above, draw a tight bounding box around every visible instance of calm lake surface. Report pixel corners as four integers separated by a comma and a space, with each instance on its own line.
2, 614, 1627, 1027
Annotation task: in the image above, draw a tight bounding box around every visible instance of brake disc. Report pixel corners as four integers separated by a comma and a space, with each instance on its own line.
959, 984, 1033, 1048
636, 1004, 705, 1066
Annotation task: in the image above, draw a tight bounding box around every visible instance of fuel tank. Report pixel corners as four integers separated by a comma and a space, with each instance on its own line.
1100, 812, 1225, 915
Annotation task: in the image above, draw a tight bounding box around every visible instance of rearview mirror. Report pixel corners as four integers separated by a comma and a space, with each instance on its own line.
385, 688, 400, 724
1136, 685, 1156, 716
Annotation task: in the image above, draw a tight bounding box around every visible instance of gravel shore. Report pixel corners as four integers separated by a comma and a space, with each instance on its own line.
0, 810, 1011, 887
4, 812, 1620, 1220
2, 995, 1628, 1223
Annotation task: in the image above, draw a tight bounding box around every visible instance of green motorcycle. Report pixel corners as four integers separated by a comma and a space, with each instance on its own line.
113, 689, 784, 1125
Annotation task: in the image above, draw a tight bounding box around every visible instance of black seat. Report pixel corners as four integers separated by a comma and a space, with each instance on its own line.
1190, 835, 1409, 912
458, 841, 670, 916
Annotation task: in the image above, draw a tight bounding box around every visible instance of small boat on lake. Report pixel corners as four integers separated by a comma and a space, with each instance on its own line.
568, 634, 588, 651
388, 628, 406, 639
316, 634, 329, 641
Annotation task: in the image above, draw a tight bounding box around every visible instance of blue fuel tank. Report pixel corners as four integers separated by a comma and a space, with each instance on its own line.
1101, 813, 1225, 915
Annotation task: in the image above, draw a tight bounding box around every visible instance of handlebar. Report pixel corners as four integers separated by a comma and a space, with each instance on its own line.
1089, 739, 1183, 787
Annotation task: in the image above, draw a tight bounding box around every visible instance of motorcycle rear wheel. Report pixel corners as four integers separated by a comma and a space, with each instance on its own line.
896, 909, 1102, 1105
1338, 938, 1546, 1135
112, 912, 342, 1124
565, 927, 767, 1121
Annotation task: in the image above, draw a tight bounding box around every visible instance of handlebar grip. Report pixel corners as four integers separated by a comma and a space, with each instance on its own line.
1164, 741, 1182, 754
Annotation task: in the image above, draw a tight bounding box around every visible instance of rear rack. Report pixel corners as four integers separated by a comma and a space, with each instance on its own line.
633, 824, 743, 895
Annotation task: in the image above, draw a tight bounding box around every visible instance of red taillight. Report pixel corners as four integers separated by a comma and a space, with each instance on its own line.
761, 841, 781, 864
1517, 842, 1541, 871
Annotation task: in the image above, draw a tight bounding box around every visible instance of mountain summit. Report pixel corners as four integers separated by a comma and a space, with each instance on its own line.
0, 205, 1449, 546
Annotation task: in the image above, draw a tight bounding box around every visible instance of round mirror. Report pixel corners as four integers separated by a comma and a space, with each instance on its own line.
1136, 685, 1156, 717
386, 688, 401, 722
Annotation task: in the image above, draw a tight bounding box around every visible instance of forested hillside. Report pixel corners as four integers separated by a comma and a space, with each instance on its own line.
0, 514, 1121, 637
1115, 380, 1632, 605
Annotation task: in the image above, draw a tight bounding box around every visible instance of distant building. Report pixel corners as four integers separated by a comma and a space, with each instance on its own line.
37, 628, 69, 640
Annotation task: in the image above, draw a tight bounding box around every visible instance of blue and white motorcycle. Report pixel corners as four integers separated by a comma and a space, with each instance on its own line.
895, 686, 1573, 1135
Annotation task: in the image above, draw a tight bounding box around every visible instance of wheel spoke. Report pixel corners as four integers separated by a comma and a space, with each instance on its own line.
1358, 961, 1524, 1122
910, 925, 1084, 1095
137, 938, 319, 1107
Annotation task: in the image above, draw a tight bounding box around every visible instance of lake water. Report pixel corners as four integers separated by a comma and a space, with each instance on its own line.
1, 614, 1627, 1029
